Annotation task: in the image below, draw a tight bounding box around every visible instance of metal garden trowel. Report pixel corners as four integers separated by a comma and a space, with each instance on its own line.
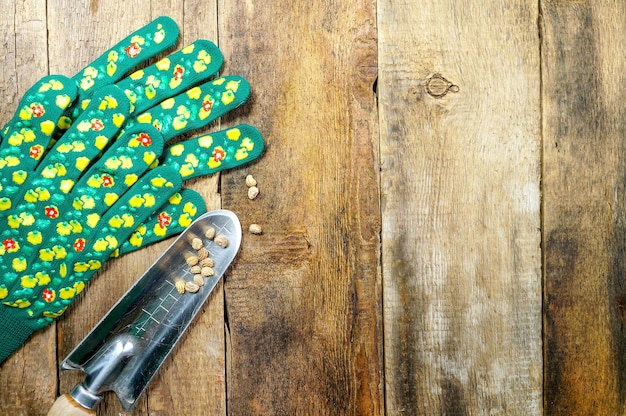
47, 210, 241, 415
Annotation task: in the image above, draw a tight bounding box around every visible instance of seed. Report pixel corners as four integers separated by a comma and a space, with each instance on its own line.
197, 247, 209, 260
201, 266, 215, 277
175, 280, 186, 294
191, 237, 203, 250
185, 255, 199, 267
205, 226, 216, 240
249, 224, 262, 235
185, 281, 200, 293
248, 186, 259, 200
194, 274, 205, 286
214, 234, 229, 248
190, 265, 202, 274
201, 257, 214, 268
245, 174, 257, 187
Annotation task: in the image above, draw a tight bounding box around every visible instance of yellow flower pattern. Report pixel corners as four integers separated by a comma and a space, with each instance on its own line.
0, 17, 264, 340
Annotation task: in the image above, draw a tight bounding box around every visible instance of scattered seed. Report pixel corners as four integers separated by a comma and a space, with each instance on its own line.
185, 255, 199, 267
190, 265, 202, 274
201, 266, 215, 277
205, 226, 216, 240
248, 186, 259, 200
191, 237, 203, 250
185, 281, 200, 293
175, 280, 186, 294
245, 174, 257, 187
201, 257, 214, 268
197, 247, 209, 260
214, 234, 229, 248
194, 274, 205, 286
249, 223, 262, 235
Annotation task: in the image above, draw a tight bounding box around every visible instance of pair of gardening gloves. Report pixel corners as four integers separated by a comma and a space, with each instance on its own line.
0, 17, 263, 365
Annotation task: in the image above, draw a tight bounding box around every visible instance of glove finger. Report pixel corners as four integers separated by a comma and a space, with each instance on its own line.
35, 124, 164, 256
0, 85, 130, 215
163, 124, 264, 180
0, 85, 131, 279
128, 75, 251, 141
1, 166, 182, 321
0, 123, 162, 295
114, 188, 207, 256
113, 124, 264, 255
115, 40, 224, 115
72, 16, 179, 105
0, 75, 77, 188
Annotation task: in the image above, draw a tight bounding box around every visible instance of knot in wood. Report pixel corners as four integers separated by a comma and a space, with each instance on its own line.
426, 73, 459, 98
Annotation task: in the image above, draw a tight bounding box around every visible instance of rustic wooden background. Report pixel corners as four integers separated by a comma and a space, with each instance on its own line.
0, 1, 624, 415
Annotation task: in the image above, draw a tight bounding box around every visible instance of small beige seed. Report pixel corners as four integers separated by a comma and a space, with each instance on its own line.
245, 174, 257, 187
214, 234, 229, 248
197, 247, 209, 260
201, 257, 215, 268
175, 280, 186, 294
191, 237, 203, 250
248, 186, 259, 200
185, 255, 199, 267
190, 265, 202, 274
249, 224, 262, 235
205, 226, 216, 240
185, 281, 200, 293
194, 274, 205, 286
201, 266, 215, 277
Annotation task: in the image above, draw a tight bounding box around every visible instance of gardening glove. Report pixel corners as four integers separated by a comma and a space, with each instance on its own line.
0, 17, 264, 365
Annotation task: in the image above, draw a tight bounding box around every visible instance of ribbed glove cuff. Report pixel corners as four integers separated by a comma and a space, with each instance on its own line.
0, 306, 38, 366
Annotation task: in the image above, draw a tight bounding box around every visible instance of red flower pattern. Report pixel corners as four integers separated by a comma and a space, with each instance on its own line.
157, 212, 172, 229
31, 104, 44, 118
45, 206, 59, 219
73, 238, 86, 252
42, 288, 55, 303
2, 238, 16, 251
202, 100, 213, 112
173, 66, 184, 80
212, 148, 226, 162
138, 132, 152, 146
102, 175, 114, 187
124, 42, 141, 58
91, 119, 104, 131
29, 145, 43, 160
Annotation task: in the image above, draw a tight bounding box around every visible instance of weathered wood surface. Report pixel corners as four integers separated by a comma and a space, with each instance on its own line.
378, 1, 542, 414
541, 2, 626, 415
0, 0, 626, 415
219, 0, 381, 414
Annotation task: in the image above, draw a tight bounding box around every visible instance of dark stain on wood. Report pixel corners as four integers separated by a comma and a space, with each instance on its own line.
543, 228, 579, 414
441, 376, 469, 416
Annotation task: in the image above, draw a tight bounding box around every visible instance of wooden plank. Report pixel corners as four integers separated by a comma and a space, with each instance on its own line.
45, 3, 226, 415
47, 4, 161, 415
218, 0, 382, 414
145, 2, 227, 416
378, 1, 542, 414
541, 2, 626, 414
0, 2, 58, 415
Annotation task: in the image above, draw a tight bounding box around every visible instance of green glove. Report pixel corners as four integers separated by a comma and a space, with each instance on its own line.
0, 17, 264, 365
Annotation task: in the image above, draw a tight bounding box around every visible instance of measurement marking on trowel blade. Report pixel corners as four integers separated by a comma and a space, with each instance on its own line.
134, 282, 181, 335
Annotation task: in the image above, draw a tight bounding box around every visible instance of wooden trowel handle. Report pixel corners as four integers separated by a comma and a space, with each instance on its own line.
48, 394, 95, 416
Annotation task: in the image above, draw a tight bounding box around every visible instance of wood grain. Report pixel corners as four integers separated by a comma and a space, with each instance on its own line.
46, 2, 226, 415
378, 1, 542, 414
218, 0, 382, 414
147, 3, 228, 416
0, 2, 58, 415
2, 0, 625, 414
541, 2, 626, 414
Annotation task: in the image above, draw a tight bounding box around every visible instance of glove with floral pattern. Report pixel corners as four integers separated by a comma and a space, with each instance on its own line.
0, 17, 263, 364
